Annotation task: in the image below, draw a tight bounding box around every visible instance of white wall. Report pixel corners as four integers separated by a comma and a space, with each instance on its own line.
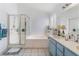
30, 16, 49, 35
56, 4, 79, 34
0, 3, 18, 55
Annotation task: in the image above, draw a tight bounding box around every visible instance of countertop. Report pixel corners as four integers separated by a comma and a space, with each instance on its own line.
49, 34, 79, 55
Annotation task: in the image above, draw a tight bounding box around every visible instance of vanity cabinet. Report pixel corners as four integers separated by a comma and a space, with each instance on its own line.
48, 36, 78, 56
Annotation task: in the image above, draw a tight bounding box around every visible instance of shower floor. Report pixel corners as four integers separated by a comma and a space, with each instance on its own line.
3, 48, 49, 56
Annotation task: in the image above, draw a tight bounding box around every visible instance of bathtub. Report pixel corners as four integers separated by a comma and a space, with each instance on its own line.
26, 35, 47, 40
25, 35, 48, 48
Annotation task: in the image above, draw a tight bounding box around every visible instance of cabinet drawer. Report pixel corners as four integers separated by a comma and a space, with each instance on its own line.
57, 43, 63, 52
57, 49, 63, 56
64, 48, 77, 56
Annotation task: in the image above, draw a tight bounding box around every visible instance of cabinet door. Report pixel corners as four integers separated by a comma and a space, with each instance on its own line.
57, 43, 63, 52
57, 49, 63, 56
64, 48, 77, 56
48, 42, 53, 56
48, 40, 56, 56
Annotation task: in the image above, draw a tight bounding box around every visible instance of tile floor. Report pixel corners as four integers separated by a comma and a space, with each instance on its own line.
3, 48, 49, 56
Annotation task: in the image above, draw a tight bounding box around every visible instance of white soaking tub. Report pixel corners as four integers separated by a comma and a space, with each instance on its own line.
26, 35, 47, 40
25, 35, 48, 48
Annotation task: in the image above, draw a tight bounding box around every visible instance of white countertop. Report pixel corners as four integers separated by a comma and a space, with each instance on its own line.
49, 35, 79, 55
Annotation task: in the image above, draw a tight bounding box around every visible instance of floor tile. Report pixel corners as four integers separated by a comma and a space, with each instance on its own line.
3, 48, 49, 56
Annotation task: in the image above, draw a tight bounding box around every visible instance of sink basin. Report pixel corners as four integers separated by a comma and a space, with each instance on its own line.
76, 46, 79, 50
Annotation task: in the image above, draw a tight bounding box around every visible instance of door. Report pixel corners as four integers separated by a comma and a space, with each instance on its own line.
8, 15, 26, 45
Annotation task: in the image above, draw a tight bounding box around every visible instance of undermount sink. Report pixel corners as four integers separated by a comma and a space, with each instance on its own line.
76, 46, 79, 50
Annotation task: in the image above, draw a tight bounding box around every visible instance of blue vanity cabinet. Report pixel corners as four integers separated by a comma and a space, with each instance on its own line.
48, 37, 57, 56
64, 48, 77, 56
48, 36, 78, 56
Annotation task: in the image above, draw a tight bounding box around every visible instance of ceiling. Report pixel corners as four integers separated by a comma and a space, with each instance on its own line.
19, 3, 58, 13
17, 3, 66, 19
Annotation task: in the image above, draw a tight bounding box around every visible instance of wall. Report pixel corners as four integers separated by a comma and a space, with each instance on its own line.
0, 3, 18, 55
56, 4, 79, 34
30, 16, 49, 35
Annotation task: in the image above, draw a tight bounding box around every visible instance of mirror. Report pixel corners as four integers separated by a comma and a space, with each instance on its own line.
69, 17, 79, 33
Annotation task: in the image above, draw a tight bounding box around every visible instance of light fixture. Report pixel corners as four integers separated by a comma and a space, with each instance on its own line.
62, 3, 72, 9
62, 3, 78, 11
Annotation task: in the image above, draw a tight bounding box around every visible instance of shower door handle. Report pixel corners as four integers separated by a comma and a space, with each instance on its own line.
22, 29, 25, 32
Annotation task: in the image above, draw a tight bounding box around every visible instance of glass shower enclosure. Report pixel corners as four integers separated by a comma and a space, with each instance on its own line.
8, 14, 26, 47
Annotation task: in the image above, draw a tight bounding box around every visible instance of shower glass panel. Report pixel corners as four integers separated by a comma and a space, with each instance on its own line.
8, 15, 26, 45
9, 15, 20, 44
